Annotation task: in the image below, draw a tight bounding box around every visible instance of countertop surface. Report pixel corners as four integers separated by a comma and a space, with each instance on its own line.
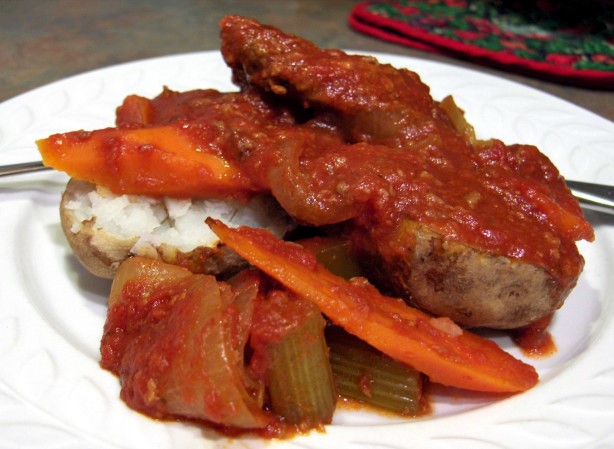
1, 0, 612, 122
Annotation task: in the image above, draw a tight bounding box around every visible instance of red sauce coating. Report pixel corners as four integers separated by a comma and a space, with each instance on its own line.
114, 85, 592, 290
35, 16, 593, 295
113, 28, 596, 293
218, 15, 593, 290
38, 17, 594, 293
513, 313, 557, 358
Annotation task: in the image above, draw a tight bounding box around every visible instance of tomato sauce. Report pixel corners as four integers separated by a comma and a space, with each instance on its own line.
218, 15, 593, 292
39, 58, 593, 293
37, 15, 593, 292
512, 313, 558, 358
212, 110, 590, 290
110, 81, 592, 293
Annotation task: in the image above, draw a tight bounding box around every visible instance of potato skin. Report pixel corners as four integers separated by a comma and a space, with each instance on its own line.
60, 179, 247, 279
60, 179, 132, 278
355, 221, 577, 329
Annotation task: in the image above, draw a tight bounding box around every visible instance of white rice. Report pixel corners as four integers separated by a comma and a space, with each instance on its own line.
66, 186, 293, 254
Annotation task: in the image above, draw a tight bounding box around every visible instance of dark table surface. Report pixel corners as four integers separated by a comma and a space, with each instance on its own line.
2, 0, 612, 122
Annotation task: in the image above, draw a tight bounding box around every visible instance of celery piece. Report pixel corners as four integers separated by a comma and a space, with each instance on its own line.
299, 236, 362, 280
263, 294, 336, 428
327, 327, 423, 416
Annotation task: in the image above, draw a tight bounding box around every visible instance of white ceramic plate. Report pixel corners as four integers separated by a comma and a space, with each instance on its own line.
1, 51, 613, 449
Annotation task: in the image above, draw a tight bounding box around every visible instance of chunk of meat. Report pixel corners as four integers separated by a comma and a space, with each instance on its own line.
220, 15, 452, 149
218, 15, 593, 328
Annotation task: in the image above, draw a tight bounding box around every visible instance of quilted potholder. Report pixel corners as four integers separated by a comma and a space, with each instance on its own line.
349, 0, 614, 88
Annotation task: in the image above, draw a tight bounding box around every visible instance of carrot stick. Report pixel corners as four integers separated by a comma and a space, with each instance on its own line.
37, 125, 258, 200
206, 218, 538, 393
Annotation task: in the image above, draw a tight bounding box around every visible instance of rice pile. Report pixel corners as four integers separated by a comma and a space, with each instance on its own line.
65, 186, 293, 255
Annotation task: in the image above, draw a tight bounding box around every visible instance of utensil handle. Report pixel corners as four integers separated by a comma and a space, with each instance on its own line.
565, 180, 614, 216
0, 161, 51, 177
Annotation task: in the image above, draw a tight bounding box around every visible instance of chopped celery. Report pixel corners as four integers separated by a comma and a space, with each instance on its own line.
327, 327, 423, 416
299, 236, 362, 280
256, 291, 336, 428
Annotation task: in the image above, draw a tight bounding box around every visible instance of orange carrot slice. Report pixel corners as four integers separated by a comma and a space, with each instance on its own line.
206, 218, 538, 393
37, 125, 258, 200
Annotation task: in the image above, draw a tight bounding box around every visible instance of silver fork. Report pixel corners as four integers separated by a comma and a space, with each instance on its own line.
565, 179, 614, 216
1, 161, 613, 216
0, 161, 52, 177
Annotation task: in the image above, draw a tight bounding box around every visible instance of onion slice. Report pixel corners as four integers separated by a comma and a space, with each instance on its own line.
100, 257, 271, 428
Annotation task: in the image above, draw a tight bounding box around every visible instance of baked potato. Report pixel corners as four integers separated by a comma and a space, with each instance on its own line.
60, 178, 294, 279
355, 220, 576, 329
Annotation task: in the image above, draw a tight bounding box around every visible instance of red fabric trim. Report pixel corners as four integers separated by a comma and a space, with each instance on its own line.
349, 2, 614, 88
